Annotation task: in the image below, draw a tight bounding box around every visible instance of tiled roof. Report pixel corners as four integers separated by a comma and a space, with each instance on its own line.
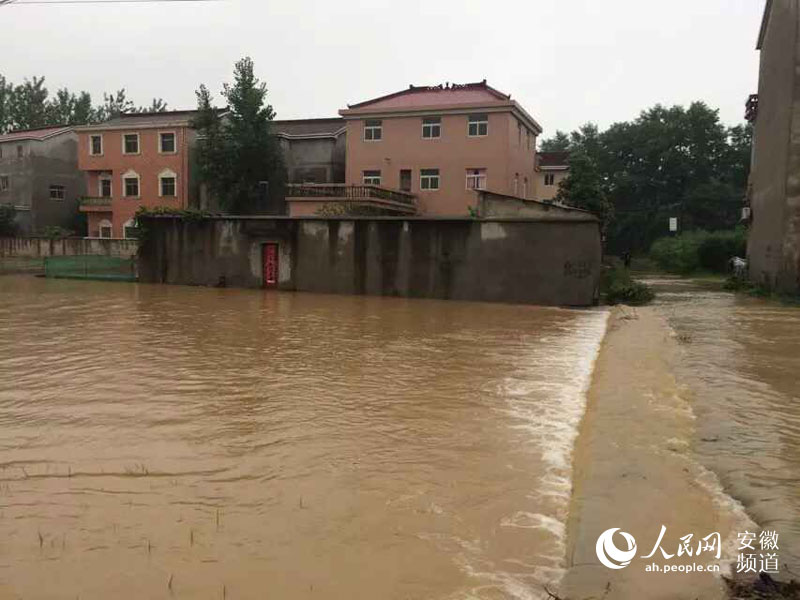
345, 80, 511, 110
76, 109, 227, 131
0, 126, 73, 142
537, 151, 570, 168
271, 118, 345, 137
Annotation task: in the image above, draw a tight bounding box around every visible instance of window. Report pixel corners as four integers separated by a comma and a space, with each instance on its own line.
123, 219, 138, 239
159, 132, 176, 153
160, 175, 176, 197
422, 117, 441, 139
544, 173, 556, 186
513, 173, 519, 196
363, 170, 381, 185
123, 133, 140, 155
0, 176, 8, 191
466, 168, 487, 190
523, 177, 528, 198
90, 135, 103, 156
99, 219, 113, 239
364, 119, 382, 141
99, 177, 112, 197
468, 114, 488, 137
17, 145, 23, 158
49, 185, 65, 200
420, 168, 440, 190
123, 171, 140, 197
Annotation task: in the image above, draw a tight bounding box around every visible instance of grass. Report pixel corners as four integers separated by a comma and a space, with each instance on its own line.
600, 265, 655, 306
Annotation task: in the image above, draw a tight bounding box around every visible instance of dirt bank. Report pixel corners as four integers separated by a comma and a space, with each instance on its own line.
560, 306, 744, 600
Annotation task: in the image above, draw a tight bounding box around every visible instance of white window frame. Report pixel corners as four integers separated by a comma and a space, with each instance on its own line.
49, 184, 66, 200
158, 169, 178, 197
98, 219, 113, 239
122, 132, 140, 155
99, 175, 112, 198
123, 218, 137, 239
89, 134, 104, 156
362, 170, 381, 186
122, 169, 141, 198
420, 168, 440, 191
544, 173, 556, 186
363, 119, 382, 142
158, 131, 177, 154
422, 117, 441, 139
468, 114, 489, 137
0, 176, 8, 192
465, 168, 487, 190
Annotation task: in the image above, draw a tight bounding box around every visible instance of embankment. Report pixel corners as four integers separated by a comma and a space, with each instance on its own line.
561, 307, 751, 599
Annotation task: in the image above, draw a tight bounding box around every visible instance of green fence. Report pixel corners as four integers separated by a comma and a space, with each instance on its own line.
43, 255, 137, 282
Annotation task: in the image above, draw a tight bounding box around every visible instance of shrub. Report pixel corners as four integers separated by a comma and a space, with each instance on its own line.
601, 266, 655, 306
0, 205, 17, 237
650, 229, 746, 274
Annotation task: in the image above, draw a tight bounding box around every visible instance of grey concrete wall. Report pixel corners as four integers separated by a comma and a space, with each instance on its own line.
0, 133, 84, 235
0, 236, 138, 258
279, 136, 346, 184
138, 216, 602, 306
476, 189, 593, 220
748, 0, 800, 291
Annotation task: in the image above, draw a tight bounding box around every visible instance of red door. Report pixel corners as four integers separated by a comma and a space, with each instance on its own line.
263, 243, 279, 288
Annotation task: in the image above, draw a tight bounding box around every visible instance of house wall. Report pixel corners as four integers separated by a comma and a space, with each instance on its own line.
0, 134, 84, 235
747, 0, 800, 291
137, 215, 601, 307
344, 112, 536, 216
279, 135, 346, 184
536, 170, 568, 201
78, 126, 191, 237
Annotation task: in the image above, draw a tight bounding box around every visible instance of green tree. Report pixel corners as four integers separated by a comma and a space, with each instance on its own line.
194, 57, 284, 213
539, 130, 571, 152
8, 77, 49, 130
0, 75, 13, 133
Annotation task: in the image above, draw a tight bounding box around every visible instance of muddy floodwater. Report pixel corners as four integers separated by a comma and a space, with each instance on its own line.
651, 278, 800, 569
0, 276, 608, 600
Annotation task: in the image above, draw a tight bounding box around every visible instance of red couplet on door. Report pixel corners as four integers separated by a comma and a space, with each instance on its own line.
263, 243, 279, 288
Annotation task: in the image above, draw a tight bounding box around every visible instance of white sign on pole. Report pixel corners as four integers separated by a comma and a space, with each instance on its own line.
669, 217, 678, 232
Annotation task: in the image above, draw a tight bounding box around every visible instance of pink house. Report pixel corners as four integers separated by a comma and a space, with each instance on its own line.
76, 111, 200, 238
339, 81, 542, 216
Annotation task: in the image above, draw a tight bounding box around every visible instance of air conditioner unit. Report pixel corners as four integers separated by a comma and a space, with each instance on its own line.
741, 206, 752, 221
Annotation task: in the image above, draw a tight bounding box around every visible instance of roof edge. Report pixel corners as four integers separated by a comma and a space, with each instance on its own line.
757, 0, 774, 49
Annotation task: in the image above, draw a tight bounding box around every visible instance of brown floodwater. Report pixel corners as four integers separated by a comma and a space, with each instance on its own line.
0, 275, 609, 600
650, 277, 800, 571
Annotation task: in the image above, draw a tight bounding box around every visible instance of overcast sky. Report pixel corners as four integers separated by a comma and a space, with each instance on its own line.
1, 0, 764, 136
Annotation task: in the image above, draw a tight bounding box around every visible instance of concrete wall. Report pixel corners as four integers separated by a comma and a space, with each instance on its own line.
138, 215, 601, 306
475, 190, 591, 220
747, 0, 800, 291
0, 236, 139, 258
279, 135, 345, 184
0, 134, 83, 234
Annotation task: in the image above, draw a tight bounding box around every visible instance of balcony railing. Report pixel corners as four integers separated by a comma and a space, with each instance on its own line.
79, 196, 113, 207
286, 184, 416, 207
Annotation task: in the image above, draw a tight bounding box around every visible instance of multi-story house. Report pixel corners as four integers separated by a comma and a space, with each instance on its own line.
76, 110, 202, 238
745, 0, 800, 293
535, 151, 569, 201
272, 118, 346, 184
337, 80, 542, 216
0, 126, 84, 234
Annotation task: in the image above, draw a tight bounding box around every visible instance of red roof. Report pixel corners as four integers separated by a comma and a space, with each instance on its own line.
0, 126, 73, 142
346, 81, 511, 110
537, 151, 570, 168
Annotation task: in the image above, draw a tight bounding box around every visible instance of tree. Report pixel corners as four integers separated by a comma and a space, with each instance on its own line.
0, 75, 13, 133
8, 77, 49, 130
95, 89, 136, 122
539, 130, 571, 152
554, 103, 751, 254
194, 57, 284, 213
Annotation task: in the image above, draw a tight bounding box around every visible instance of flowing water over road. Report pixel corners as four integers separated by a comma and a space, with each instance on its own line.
0, 276, 608, 600
651, 278, 800, 571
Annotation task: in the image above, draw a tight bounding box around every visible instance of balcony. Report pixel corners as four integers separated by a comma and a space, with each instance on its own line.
745, 94, 759, 123
79, 196, 113, 212
285, 184, 417, 216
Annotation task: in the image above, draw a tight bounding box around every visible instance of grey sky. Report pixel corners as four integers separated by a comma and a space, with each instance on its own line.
1, 0, 763, 136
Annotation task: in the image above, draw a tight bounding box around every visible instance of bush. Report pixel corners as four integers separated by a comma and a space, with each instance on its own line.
0, 205, 17, 237
650, 229, 746, 274
601, 266, 655, 306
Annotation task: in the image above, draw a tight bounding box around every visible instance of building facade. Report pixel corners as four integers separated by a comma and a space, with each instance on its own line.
535, 151, 569, 201
0, 126, 84, 235
746, 0, 800, 292
272, 118, 346, 185
76, 111, 200, 238
338, 81, 542, 216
